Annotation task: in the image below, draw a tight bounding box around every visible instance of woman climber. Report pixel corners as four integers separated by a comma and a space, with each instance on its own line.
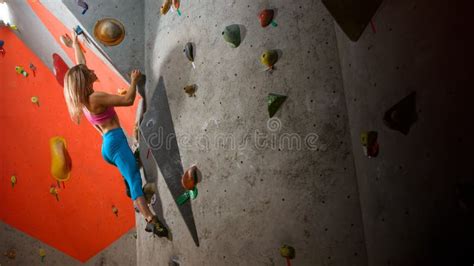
62, 30, 168, 238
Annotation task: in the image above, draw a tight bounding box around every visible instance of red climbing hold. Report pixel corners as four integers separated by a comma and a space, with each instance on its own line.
52, 53, 70, 87
259, 9, 274, 27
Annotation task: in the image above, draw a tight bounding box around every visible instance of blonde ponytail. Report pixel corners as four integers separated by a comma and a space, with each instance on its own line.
63, 64, 94, 124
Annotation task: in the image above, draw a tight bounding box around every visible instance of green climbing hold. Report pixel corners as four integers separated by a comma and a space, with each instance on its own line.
267, 93, 287, 118
189, 187, 198, 200
260, 50, 278, 69
176, 191, 190, 205
222, 24, 241, 48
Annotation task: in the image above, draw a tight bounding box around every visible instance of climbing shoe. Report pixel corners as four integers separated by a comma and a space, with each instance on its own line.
145, 216, 169, 238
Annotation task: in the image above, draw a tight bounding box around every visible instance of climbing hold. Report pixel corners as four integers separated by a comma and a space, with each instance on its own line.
15, 66, 28, 77
74, 25, 84, 36
280, 245, 295, 265
52, 53, 70, 87
50, 185, 59, 201
31, 96, 40, 107
176, 189, 197, 205
77, 0, 89, 15
38, 248, 46, 262
177, 166, 199, 205
10, 175, 17, 188
361, 131, 379, 158
146, 119, 155, 128
267, 93, 287, 118
161, 0, 172, 15
172, 0, 181, 16
112, 205, 119, 217
5, 248, 16, 259
93, 18, 126, 46
0, 40, 4, 56
260, 50, 279, 70
8, 24, 18, 31
60, 34, 73, 48
189, 187, 198, 200
50, 137, 72, 183
184, 42, 195, 68
117, 88, 127, 95
222, 24, 241, 48
181, 165, 198, 190
29, 63, 37, 76
176, 191, 191, 205
183, 84, 197, 97
169, 256, 180, 266
259, 9, 278, 27
383, 92, 417, 135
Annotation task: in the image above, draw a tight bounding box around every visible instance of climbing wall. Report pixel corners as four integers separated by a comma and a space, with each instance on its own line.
335, 0, 474, 265
0, 1, 140, 263
44, 0, 145, 81
137, 0, 368, 265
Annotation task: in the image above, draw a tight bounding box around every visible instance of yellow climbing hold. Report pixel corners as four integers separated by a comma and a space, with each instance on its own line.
31, 96, 39, 106
260, 50, 279, 69
10, 175, 17, 188
112, 205, 119, 216
38, 248, 46, 262
50, 137, 72, 182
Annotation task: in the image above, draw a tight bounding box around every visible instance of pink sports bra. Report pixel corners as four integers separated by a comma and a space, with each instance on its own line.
82, 106, 116, 125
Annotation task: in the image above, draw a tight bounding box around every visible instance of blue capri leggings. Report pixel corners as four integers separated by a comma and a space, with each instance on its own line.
101, 128, 144, 200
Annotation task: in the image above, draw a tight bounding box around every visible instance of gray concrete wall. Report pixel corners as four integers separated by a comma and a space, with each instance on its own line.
137, 0, 367, 265
335, 0, 474, 265
0, 221, 137, 266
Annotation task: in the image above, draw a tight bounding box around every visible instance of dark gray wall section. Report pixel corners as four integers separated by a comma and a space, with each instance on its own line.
7, 1, 73, 71
336, 0, 474, 265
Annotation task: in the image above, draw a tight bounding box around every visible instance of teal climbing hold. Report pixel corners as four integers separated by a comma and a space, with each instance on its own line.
222, 24, 241, 48
267, 93, 287, 118
189, 187, 198, 200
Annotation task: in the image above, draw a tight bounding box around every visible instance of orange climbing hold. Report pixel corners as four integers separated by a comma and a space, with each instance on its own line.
181, 165, 198, 190
161, 0, 172, 14
50, 137, 72, 182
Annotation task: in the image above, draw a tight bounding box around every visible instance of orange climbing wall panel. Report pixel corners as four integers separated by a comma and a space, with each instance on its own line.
0, 28, 135, 262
